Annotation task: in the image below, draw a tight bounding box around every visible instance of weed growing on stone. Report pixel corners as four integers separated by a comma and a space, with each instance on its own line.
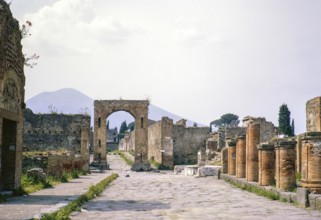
21, 170, 88, 194
112, 150, 134, 166
149, 158, 172, 170
224, 178, 279, 200
40, 173, 119, 220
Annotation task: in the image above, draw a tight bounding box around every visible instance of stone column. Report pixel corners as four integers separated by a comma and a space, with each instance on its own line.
275, 139, 296, 191
94, 115, 109, 169
198, 148, 206, 166
246, 123, 260, 182
301, 132, 321, 193
221, 147, 228, 174
228, 140, 237, 175
236, 135, 246, 178
81, 126, 90, 171
258, 143, 275, 186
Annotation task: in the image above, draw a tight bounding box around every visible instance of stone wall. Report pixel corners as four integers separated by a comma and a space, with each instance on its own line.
23, 109, 91, 154
306, 97, 321, 132
0, 0, 25, 190
242, 116, 276, 142
173, 125, 210, 165
148, 117, 174, 168
119, 132, 135, 152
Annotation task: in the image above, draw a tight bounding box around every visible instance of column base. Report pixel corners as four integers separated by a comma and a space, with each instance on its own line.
91, 160, 110, 170
131, 163, 151, 171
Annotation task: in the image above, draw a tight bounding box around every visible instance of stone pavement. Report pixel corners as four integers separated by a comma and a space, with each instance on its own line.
0, 171, 116, 220
71, 154, 321, 220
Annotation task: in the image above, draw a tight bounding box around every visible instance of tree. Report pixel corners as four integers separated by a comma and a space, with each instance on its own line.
128, 122, 135, 131
210, 113, 239, 128
20, 20, 39, 68
291, 119, 295, 136
119, 121, 128, 135
278, 104, 292, 136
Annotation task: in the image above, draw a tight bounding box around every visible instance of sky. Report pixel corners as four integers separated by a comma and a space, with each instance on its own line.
7, 0, 321, 134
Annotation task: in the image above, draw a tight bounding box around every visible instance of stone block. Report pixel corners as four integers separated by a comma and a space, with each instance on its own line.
174, 165, 186, 175
131, 163, 151, 171
296, 187, 309, 208
309, 194, 321, 210
279, 191, 295, 203
184, 165, 199, 176
197, 165, 221, 178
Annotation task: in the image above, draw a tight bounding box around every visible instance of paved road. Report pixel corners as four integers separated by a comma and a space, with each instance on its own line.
71, 154, 321, 220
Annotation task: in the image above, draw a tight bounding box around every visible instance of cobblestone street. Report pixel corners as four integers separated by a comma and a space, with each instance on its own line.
71, 154, 321, 220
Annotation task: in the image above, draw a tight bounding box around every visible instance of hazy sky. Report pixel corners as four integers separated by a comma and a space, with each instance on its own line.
8, 0, 321, 134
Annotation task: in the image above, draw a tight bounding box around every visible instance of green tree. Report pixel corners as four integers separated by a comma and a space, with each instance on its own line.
278, 104, 293, 136
118, 121, 128, 140
291, 118, 295, 136
210, 113, 239, 128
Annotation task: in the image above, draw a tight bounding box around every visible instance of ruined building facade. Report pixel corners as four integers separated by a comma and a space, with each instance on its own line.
0, 0, 25, 190
23, 109, 91, 154
119, 117, 210, 168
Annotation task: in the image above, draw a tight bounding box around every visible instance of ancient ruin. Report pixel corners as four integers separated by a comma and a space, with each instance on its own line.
94, 100, 150, 171
0, 1, 25, 190
23, 109, 91, 153
22, 109, 91, 173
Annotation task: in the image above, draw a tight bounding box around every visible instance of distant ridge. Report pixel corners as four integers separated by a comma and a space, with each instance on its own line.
26, 88, 205, 128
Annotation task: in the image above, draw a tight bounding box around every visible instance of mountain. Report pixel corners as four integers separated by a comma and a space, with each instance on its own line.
26, 88, 205, 128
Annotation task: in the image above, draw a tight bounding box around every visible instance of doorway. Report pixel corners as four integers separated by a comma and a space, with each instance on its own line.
0, 118, 17, 190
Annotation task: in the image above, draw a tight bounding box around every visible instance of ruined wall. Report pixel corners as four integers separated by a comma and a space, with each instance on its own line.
173, 125, 210, 165
119, 131, 135, 152
243, 116, 276, 142
306, 97, 321, 132
148, 117, 174, 168
0, 0, 25, 190
23, 109, 91, 154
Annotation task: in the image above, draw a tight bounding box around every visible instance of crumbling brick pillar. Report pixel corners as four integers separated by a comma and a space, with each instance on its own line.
275, 140, 296, 191
246, 123, 260, 182
258, 143, 275, 186
81, 126, 90, 171
301, 132, 321, 193
236, 135, 246, 178
228, 140, 236, 175
221, 147, 228, 174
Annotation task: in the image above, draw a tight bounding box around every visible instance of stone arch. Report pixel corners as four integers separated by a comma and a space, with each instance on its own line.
94, 100, 150, 171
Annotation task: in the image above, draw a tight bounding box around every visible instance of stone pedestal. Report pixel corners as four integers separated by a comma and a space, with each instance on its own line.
301, 132, 321, 193
236, 135, 246, 178
198, 148, 206, 166
184, 165, 199, 176
221, 147, 228, 174
258, 143, 275, 186
275, 139, 296, 191
228, 140, 236, 176
131, 163, 151, 171
246, 123, 260, 182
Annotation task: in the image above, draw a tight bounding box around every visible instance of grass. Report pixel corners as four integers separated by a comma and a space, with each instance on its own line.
112, 150, 134, 166
224, 178, 279, 201
21, 170, 88, 195
40, 173, 119, 220
150, 158, 172, 170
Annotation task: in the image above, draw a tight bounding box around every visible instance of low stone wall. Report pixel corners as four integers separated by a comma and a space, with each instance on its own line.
221, 173, 321, 211
22, 152, 89, 177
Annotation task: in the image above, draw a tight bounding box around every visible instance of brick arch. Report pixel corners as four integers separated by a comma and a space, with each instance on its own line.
94, 100, 150, 171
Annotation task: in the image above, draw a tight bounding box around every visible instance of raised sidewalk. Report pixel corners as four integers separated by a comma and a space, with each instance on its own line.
0, 172, 114, 220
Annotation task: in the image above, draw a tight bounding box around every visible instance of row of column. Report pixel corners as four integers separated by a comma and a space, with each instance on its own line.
224, 123, 297, 191
225, 127, 321, 193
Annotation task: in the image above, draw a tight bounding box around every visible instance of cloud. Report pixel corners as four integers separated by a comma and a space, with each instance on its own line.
23, 0, 144, 55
